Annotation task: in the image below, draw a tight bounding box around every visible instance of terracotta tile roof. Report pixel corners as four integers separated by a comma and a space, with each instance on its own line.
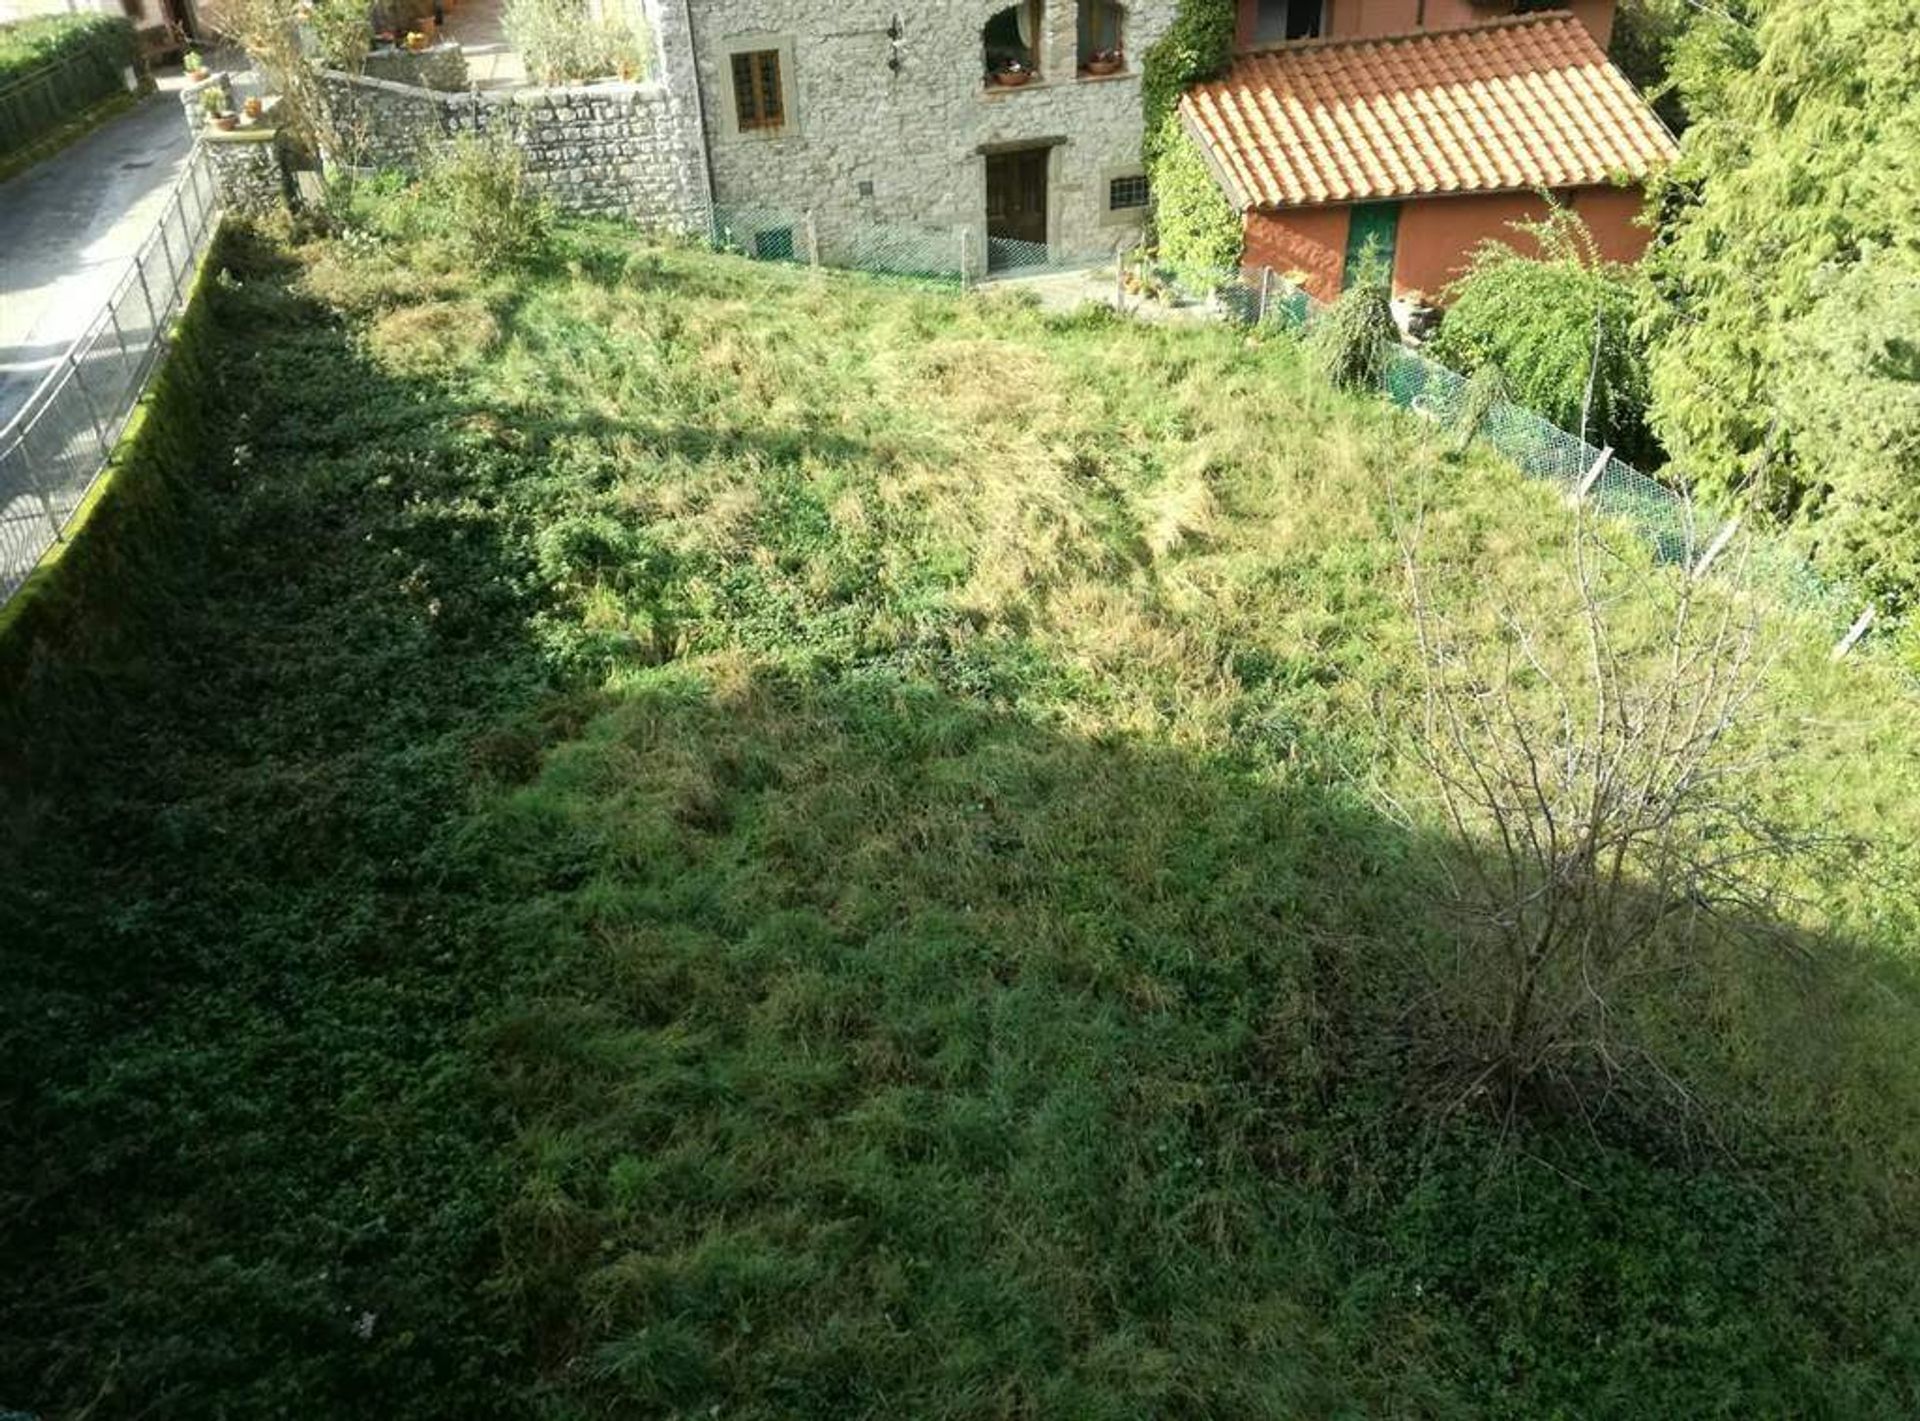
1180, 12, 1676, 210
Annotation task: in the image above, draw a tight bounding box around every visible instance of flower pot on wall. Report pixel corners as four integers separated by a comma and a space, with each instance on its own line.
993, 68, 1032, 87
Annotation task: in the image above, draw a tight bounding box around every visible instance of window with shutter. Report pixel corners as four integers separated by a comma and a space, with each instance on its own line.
730, 49, 784, 131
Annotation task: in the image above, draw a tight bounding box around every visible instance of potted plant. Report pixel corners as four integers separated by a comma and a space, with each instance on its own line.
404, 29, 428, 51
992, 58, 1033, 87
1084, 48, 1123, 76
184, 49, 209, 80
198, 85, 235, 130
242, 94, 264, 120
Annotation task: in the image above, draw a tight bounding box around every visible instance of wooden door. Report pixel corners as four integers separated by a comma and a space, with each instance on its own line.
985, 148, 1049, 269
1342, 201, 1400, 287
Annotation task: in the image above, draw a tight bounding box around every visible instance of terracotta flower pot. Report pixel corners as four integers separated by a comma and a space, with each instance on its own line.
1085, 57, 1122, 75
212, 113, 238, 131
993, 68, 1032, 87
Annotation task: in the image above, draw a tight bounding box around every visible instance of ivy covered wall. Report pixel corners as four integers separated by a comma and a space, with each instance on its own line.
1140, 0, 1242, 278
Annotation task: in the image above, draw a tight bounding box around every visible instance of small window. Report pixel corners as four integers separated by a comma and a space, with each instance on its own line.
752, 226, 796, 261
730, 49, 784, 131
1108, 173, 1150, 211
984, 1, 1042, 81
1253, 0, 1321, 43
1078, 0, 1126, 72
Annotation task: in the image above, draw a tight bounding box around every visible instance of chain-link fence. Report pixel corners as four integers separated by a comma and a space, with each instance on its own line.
709, 203, 971, 286
0, 144, 220, 604
1134, 258, 1893, 663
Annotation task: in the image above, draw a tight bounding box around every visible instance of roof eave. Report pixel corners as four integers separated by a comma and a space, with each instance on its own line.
1177, 97, 1253, 215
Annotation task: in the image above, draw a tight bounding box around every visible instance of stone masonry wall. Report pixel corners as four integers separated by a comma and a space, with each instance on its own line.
204, 129, 290, 216
319, 68, 708, 228
682, 0, 1178, 272
360, 40, 469, 93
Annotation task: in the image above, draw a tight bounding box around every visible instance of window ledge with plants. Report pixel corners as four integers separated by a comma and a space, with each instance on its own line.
983, 62, 1042, 92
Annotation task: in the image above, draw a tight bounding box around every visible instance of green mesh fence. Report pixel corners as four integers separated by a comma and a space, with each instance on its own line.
684, 224, 1893, 666
1154, 261, 1897, 669
709, 202, 966, 287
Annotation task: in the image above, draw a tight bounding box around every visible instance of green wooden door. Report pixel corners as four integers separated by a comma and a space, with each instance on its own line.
1343, 202, 1401, 288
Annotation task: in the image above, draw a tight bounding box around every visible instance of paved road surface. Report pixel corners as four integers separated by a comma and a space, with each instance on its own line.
0, 84, 193, 428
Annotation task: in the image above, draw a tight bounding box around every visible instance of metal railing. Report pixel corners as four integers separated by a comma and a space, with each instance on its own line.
0, 143, 220, 604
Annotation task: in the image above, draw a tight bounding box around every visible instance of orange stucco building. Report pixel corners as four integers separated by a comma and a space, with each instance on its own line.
1184, 4, 1675, 304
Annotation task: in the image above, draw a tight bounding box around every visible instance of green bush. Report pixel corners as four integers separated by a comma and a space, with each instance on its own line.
422, 135, 550, 270
1429, 206, 1658, 468
1140, 0, 1241, 275
1147, 116, 1242, 284
1773, 249, 1920, 610
0, 13, 137, 159
1311, 251, 1396, 392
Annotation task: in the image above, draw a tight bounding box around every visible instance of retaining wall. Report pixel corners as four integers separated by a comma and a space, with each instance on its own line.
319, 68, 708, 230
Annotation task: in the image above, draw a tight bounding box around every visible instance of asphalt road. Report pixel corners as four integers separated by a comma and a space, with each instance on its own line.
0, 85, 193, 428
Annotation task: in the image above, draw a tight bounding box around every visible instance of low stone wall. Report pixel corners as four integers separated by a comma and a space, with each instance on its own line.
360, 41, 467, 93
319, 69, 707, 231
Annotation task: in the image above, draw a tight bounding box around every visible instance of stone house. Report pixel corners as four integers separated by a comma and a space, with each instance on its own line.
1181, 1, 1676, 303
673, 0, 1179, 274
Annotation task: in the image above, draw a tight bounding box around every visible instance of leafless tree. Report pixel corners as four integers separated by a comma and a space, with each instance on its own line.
1391, 502, 1832, 1126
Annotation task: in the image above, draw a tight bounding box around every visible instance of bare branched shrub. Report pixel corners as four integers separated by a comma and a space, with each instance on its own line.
1395, 507, 1834, 1123
215, 0, 338, 153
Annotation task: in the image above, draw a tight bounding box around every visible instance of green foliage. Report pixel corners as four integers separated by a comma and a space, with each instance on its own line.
504, 0, 651, 84
1311, 251, 1395, 392
1430, 207, 1657, 466
308, 0, 373, 71
1647, 0, 1920, 599
1607, 0, 1738, 130
1145, 116, 1242, 283
1451, 361, 1509, 454
0, 12, 137, 158
1773, 251, 1920, 609
3, 210, 1920, 1417
1140, 0, 1236, 162
422, 136, 550, 270
1141, 0, 1242, 275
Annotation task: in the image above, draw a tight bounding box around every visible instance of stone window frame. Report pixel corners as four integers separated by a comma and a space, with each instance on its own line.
1101, 165, 1150, 225
718, 32, 799, 140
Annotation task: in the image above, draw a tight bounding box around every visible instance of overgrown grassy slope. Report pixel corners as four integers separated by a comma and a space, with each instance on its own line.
3, 214, 1919, 1417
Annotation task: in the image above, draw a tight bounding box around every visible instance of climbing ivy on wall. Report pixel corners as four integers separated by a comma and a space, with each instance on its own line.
1140, 0, 1242, 277
1149, 120, 1243, 281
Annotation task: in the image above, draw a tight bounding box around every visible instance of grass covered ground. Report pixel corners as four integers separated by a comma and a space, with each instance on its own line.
3, 205, 1919, 1417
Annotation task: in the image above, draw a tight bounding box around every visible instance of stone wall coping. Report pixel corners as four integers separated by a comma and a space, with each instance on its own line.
320, 67, 668, 108
203, 125, 280, 145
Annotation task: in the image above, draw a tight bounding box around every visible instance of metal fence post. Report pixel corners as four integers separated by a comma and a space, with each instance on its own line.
1691, 514, 1742, 580
1570, 445, 1612, 504
11, 425, 70, 543
956, 227, 969, 292
67, 353, 113, 461
1832, 605, 1877, 662
105, 301, 138, 397
133, 251, 160, 333
156, 211, 181, 297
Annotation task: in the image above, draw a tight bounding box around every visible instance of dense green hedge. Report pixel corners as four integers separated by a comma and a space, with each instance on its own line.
0, 13, 138, 160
